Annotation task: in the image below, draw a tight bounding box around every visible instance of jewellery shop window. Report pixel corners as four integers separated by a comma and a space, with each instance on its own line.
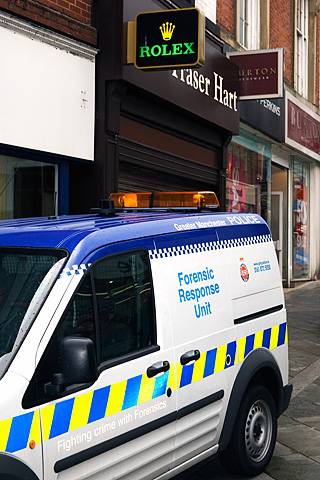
292, 158, 310, 280
226, 133, 271, 222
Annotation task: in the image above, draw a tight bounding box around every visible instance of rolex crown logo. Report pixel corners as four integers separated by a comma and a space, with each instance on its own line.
160, 22, 175, 41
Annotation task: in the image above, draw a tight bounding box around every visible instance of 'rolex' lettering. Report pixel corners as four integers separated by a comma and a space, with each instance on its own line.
139, 46, 151, 58
162, 44, 172, 56
172, 43, 183, 55
151, 45, 162, 57
139, 42, 195, 59
184, 42, 195, 54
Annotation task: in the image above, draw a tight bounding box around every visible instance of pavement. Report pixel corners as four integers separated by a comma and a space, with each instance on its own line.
176, 280, 320, 480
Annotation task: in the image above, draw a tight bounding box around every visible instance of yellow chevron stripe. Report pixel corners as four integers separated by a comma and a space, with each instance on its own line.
237, 336, 246, 363
167, 364, 177, 391
175, 361, 183, 388
106, 380, 127, 416
28, 410, 41, 446
0, 417, 12, 451
270, 324, 280, 350
137, 374, 155, 404
215, 344, 227, 373
69, 390, 94, 432
40, 403, 55, 441
192, 351, 206, 383
254, 330, 264, 350
285, 324, 289, 344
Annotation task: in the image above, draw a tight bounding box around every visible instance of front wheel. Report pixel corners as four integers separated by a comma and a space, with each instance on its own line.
220, 384, 277, 477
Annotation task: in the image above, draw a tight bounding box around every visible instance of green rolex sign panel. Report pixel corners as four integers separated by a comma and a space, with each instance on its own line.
135, 8, 205, 70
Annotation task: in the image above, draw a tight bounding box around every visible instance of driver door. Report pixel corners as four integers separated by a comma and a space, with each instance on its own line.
33, 239, 176, 479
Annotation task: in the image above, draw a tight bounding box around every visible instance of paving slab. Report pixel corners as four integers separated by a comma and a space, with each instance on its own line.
296, 415, 320, 430
277, 415, 320, 459
291, 362, 320, 399
266, 452, 320, 480
273, 441, 295, 457
288, 349, 319, 375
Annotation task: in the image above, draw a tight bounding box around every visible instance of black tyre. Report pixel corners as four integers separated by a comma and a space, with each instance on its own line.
219, 384, 277, 477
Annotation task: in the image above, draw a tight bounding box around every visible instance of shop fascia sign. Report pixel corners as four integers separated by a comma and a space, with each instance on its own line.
125, 8, 205, 70
171, 68, 238, 112
285, 90, 320, 161
227, 48, 283, 100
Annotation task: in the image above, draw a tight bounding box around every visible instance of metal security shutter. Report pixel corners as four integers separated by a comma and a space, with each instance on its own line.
118, 138, 219, 192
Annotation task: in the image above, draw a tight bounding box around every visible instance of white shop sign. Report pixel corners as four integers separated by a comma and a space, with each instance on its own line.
0, 17, 96, 160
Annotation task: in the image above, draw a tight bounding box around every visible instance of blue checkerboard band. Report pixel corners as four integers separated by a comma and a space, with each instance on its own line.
149, 234, 272, 260
59, 263, 92, 278
1, 321, 287, 454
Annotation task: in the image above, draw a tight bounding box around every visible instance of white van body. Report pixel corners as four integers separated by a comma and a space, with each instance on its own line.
0, 211, 291, 480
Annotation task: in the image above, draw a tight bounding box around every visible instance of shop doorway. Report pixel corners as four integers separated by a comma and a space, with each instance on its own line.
271, 164, 288, 283
271, 191, 283, 274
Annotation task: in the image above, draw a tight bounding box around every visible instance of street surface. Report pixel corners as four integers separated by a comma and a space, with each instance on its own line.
176, 281, 320, 480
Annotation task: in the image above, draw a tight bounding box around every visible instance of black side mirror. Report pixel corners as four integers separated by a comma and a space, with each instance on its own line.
62, 336, 97, 386
44, 336, 97, 398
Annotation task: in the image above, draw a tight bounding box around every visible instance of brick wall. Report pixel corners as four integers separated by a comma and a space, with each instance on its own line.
216, 0, 235, 40
37, 0, 91, 24
269, 0, 294, 86
0, 0, 95, 44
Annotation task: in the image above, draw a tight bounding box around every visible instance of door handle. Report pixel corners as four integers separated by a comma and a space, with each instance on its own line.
147, 360, 170, 378
180, 349, 200, 365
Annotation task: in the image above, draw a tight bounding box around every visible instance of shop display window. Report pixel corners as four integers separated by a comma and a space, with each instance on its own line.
226, 133, 271, 222
292, 158, 310, 279
0, 157, 57, 219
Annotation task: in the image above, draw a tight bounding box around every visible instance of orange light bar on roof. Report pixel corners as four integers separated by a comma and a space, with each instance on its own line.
109, 191, 219, 209
153, 191, 219, 208
111, 192, 152, 208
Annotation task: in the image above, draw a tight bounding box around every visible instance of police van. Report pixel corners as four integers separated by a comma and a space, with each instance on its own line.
0, 191, 291, 479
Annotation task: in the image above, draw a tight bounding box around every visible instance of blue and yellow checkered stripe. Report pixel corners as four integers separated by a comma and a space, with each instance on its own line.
1, 322, 288, 453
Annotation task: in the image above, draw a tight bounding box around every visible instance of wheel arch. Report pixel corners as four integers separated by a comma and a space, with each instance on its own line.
0, 453, 40, 480
219, 348, 284, 451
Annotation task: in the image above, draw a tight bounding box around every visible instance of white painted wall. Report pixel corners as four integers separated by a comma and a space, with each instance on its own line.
195, 0, 216, 23
0, 23, 95, 160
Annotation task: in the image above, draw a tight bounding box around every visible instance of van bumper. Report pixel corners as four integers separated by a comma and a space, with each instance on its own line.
279, 384, 293, 416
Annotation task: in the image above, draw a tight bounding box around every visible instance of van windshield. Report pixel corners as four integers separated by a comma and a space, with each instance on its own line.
0, 249, 66, 372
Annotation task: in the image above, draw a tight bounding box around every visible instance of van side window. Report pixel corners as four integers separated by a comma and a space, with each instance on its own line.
93, 250, 156, 364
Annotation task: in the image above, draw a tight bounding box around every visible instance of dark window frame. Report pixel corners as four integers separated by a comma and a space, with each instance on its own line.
24, 248, 158, 407
23, 268, 96, 408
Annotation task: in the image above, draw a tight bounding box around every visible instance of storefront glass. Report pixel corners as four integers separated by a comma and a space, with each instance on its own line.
226, 130, 272, 222
292, 158, 310, 279
271, 164, 288, 282
0, 156, 57, 219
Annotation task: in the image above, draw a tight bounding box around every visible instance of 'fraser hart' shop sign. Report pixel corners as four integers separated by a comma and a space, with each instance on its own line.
172, 69, 238, 112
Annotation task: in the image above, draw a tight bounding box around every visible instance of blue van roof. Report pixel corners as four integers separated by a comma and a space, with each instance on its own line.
0, 212, 270, 266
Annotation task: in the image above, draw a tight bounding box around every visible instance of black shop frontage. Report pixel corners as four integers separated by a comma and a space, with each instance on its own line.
70, 0, 240, 212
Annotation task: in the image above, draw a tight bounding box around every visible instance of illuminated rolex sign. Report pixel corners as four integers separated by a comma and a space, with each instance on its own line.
134, 8, 205, 70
